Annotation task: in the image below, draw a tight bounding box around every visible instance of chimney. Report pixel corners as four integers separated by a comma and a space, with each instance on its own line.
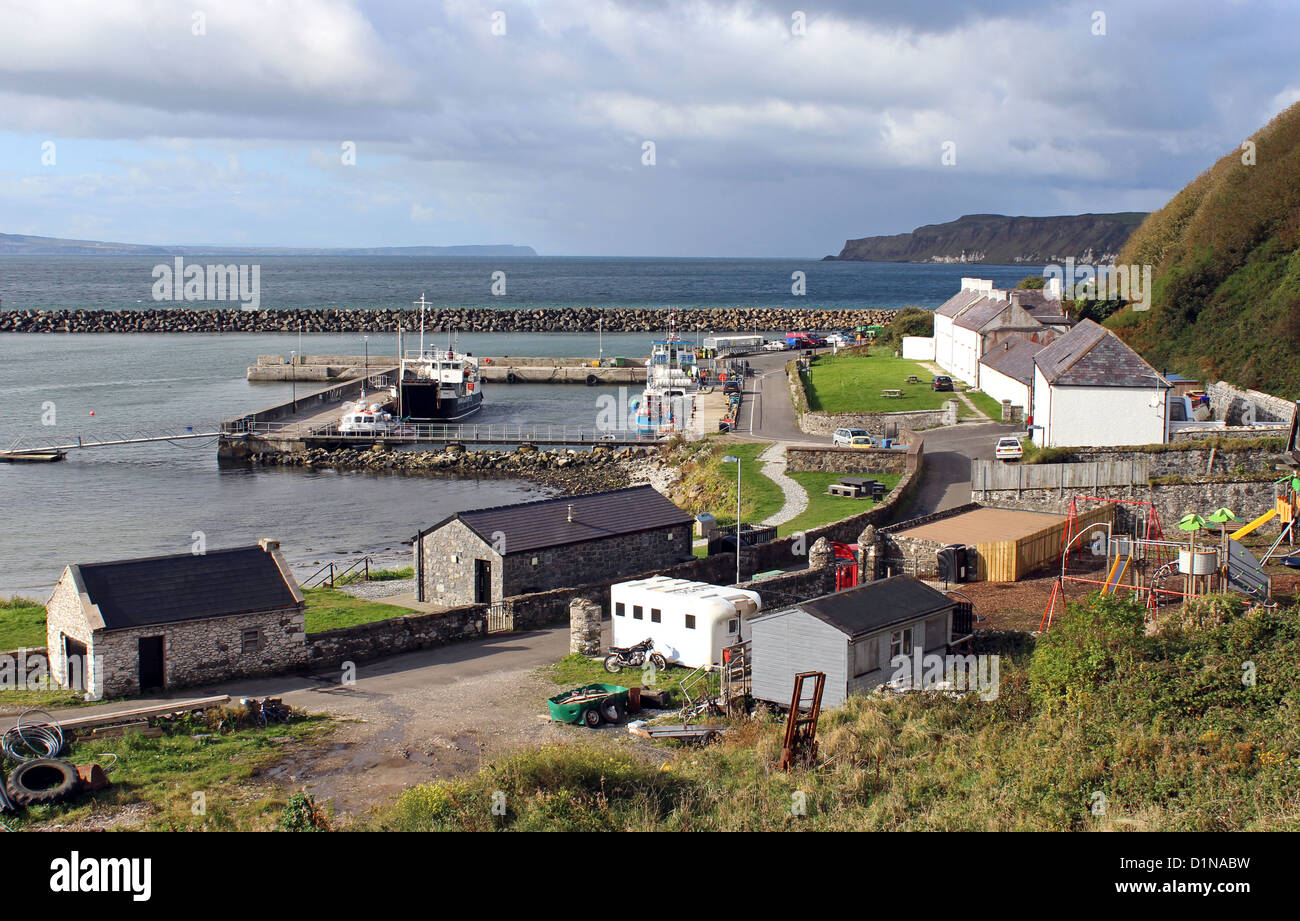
566, 504, 575, 523
259, 538, 280, 552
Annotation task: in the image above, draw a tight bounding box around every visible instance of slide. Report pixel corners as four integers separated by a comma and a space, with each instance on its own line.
1101, 554, 1131, 595
1230, 509, 1278, 541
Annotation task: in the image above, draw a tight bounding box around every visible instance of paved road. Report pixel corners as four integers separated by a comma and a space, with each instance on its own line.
894, 421, 1020, 519
733, 350, 823, 442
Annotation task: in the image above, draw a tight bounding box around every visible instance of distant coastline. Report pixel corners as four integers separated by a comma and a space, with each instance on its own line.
0, 232, 537, 257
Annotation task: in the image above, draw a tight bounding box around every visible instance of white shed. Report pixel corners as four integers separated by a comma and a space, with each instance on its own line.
610, 576, 762, 668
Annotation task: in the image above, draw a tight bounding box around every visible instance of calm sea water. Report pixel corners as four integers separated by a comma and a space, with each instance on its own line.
0, 257, 1034, 597
0, 255, 1032, 311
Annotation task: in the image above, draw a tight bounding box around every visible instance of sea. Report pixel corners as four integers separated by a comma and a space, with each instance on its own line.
0, 257, 1031, 597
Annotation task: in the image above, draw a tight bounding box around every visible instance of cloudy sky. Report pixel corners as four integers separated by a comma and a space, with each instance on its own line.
1, 0, 1297, 256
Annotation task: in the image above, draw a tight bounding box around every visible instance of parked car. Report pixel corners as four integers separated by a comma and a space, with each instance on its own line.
762, 339, 788, 351
832, 427, 870, 446
995, 436, 1024, 461
931, 375, 954, 392
825, 333, 850, 346
848, 435, 875, 448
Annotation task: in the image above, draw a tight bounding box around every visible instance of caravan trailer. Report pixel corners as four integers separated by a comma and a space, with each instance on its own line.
610, 576, 762, 668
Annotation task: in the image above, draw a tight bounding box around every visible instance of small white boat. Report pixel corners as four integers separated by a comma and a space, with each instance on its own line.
338, 392, 404, 435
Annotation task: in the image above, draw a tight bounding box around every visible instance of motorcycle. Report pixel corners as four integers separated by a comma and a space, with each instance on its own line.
603, 638, 667, 674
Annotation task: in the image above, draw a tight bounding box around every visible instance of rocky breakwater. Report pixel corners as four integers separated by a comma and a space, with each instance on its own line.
0, 306, 897, 334
246, 443, 670, 494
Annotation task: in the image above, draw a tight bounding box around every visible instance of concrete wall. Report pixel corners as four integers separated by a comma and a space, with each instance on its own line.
901, 336, 935, 361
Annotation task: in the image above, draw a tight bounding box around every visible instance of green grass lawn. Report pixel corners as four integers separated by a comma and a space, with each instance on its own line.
539, 654, 714, 706
674, 441, 786, 526
780, 472, 902, 536
1, 710, 334, 831
304, 587, 418, 633
964, 389, 1004, 420
803, 352, 953, 413
0, 597, 48, 651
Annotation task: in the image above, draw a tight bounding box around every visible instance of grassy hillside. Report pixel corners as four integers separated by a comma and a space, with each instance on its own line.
372, 594, 1300, 831
1107, 101, 1300, 395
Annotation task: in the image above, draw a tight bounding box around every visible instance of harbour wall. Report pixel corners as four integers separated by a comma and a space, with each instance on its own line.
247, 353, 647, 384
0, 306, 898, 334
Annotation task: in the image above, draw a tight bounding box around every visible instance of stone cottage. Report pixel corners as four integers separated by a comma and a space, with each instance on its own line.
414, 485, 695, 606
46, 539, 306, 699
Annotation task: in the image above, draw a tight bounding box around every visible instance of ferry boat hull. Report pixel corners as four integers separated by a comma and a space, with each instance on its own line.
400, 382, 484, 422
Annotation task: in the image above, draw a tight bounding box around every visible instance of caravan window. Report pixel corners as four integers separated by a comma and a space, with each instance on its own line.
615, 603, 625, 617
685, 614, 696, 630
633, 605, 643, 620
727, 618, 739, 635
651, 608, 662, 623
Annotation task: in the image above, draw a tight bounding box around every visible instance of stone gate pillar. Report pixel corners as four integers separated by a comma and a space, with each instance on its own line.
569, 597, 603, 656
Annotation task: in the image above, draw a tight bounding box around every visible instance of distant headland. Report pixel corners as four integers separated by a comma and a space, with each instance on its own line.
0, 232, 537, 258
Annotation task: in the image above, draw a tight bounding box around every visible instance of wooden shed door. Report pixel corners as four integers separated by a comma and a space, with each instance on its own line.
474, 559, 492, 604
138, 636, 165, 691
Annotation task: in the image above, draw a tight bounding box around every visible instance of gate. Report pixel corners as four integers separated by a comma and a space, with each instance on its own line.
485, 602, 513, 634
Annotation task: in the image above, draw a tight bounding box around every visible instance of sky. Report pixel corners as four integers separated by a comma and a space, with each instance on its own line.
0, 0, 1297, 257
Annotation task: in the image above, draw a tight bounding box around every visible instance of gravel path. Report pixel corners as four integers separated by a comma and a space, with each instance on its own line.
757, 442, 808, 527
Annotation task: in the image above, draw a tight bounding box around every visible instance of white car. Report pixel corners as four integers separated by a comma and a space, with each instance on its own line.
995, 436, 1024, 461
762, 340, 788, 351
833, 427, 870, 446
825, 333, 849, 346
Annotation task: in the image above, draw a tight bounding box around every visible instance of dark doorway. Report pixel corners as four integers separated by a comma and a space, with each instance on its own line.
474, 559, 492, 604
63, 635, 87, 691
138, 636, 165, 691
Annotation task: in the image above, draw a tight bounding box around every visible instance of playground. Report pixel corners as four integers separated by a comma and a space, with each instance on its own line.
1040, 473, 1300, 630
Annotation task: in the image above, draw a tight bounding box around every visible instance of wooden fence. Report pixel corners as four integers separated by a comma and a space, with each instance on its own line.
974, 505, 1114, 581
971, 458, 1150, 493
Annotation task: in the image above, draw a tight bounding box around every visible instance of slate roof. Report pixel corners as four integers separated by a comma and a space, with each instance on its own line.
1033, 319, 1169, 388
979, 337, 1043, 385
424, 485, 693, 555
70, 546, 301, 631
952, 296, 1016, 332
1011, 289, 1073, 326
763, 576, 954, 638
934, 289, 984, 319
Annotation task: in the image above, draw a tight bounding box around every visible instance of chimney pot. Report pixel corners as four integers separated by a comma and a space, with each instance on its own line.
259, 538, 280, 552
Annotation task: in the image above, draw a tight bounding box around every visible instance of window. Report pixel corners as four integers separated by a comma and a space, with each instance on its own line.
633, 605, 644, 620
726, 618, 739, 636
852, 640, 875, 677
615, 602, 625, 617
242, 628, 264, 654
889, 627, 914, 661
685, 614, 696, 630
651, 608, 662, 623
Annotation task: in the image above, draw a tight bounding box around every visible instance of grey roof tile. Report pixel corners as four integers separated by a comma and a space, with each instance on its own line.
72, 546, 300, 630
1033, 319, 1168, 387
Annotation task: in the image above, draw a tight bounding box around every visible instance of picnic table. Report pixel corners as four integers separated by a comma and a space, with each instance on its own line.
905, 375, 920, 383
881, 389, 903, 399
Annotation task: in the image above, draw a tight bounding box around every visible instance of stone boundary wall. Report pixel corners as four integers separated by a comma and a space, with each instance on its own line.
1028, 440, 1286, 479
976, 479, 1281, 536
1208, 381, 1295, 425
1170, 425, 1288, 443
0, 306, 898, 335
785, 446, 908, 475
786, 360, 957, 436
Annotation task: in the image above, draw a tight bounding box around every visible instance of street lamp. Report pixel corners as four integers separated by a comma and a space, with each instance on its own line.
289, 350, 297, 412
723, 454, 741, 584
363, 335, 369, 384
